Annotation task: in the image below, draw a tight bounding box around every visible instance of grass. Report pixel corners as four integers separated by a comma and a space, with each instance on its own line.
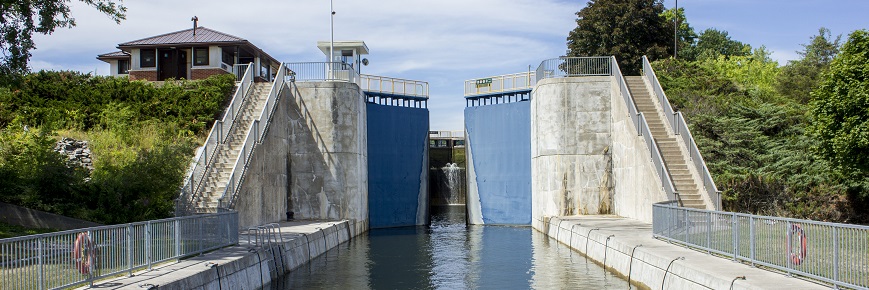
0, 222, 57, 239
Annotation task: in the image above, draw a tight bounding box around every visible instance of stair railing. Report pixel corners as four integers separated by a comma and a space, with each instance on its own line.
642, 56, 721, 210
610, 56, 681, 205
217, 62, 289, 210
176, 63, 255, 215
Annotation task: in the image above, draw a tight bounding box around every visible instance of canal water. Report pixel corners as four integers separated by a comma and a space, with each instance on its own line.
274, 206, 631, 289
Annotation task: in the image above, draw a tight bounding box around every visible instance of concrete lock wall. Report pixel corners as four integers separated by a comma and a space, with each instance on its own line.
464, 101, 532, 225
531, 77, 613, 230
285, 81, 369, 233
366, 103, 430, 228
236, 83, 293, 229
609, 79, 668, 223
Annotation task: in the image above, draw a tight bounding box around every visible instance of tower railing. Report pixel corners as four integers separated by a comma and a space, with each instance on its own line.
283, 61, 359, 84
642, 56, 721, 210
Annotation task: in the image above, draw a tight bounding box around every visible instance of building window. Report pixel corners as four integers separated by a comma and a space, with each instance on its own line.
118, 59, 130, 74
194, 47, 209, 66
221, 49, 234, 65
140, 49, 156, 67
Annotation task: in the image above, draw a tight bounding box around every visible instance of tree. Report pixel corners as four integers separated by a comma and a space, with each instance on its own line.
0, 0, 126, 77
566, 0, 672, 75
810, 29, 869, 177
660, 7, 697, 60
681, 28, 751, 61
777, 28, 841, 103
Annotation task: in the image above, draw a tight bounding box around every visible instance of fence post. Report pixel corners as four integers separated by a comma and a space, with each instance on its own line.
127, 224, 133, 276
683, 208, 689, 243
706, 211, 712, 253
832, 227, 839, 282
38, 237, 44, 290
175, 219, 181, 258
786, 221, 793, 274
731, 213, 737, 262
146, 221, 152, 270
750, 216, 755, 267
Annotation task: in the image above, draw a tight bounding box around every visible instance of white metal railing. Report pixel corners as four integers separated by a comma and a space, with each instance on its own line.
361, 74, 429, 99
176, 63, 254, 215
654, 204, 869, 290
283, 62, 359, 84
464, 71, 535, 97
535, 56, 612, 83
643, 56, 721, 210
217, 63, 289, 210
611, 56, 680, 205
0, 212, 238, 290
429, 130, 464, 139
232, 63, 250, 81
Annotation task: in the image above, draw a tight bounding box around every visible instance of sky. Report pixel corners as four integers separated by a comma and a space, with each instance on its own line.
29, 0, 869, 131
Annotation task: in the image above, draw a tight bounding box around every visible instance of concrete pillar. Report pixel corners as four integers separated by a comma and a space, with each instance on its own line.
531, 77, 613, 230
286, 81, 368, 232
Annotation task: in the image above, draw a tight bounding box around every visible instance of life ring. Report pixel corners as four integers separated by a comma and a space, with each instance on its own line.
788, 224, 807, 266
72, 232, 94, 275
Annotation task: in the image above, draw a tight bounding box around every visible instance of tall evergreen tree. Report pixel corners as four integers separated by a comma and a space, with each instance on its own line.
566, 0, 671, 75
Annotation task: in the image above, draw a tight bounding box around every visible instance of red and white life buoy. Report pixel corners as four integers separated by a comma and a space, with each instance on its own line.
789, 224, 808, 266
72, 232, 94, 274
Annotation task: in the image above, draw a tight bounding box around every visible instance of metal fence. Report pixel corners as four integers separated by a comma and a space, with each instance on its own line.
642, 56, 721, 210
284, 62, 359, 84
653, 204, 869, 289
0, 212, 238, 290
176, 64, 254, 216
464, 71, 535, 97
535, 56, 612, 83
361, 74, 429, 99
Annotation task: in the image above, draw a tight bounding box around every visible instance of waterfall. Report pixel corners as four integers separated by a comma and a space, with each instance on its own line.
441, 163, 465, 205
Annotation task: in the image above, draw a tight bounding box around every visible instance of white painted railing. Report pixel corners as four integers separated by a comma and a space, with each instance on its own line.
176, 63, 254, 215
642, 56, 721, 210
284, 62, 359, 84
218, 63, 289, 210
361, 74, 429, 99
464, 71, 535, 97
0, 212, 238, 290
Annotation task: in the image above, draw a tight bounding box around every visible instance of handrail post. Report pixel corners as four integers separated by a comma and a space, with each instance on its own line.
38, 237, 44, 290
127, 224, 133, 276
175, 219, 181, 258
146, 221, 152, 270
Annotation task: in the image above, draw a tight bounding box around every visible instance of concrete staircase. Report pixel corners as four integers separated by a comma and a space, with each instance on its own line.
625, 76, 707, 209
194, 83, 272, 213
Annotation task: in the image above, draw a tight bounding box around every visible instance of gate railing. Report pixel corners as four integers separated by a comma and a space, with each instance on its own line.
464, 71, 535, 97
653, 204, 869, 290
642, 56, 721, 210
0, 212, 238, 290
361, 74, 429, 99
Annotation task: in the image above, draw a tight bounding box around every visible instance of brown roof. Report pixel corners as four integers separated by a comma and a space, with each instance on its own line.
118, 27, 247, 47
97, 51, 130, 59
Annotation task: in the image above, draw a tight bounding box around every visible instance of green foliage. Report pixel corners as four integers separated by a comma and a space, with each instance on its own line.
810, 29, 869, 179
0, 72, 235, 224
654, 52, 861, 222
660, 7, 697, 59
567, 0, 672, 74
777, 28, 841, 103
0, 0, 126, 79
680, 28, 752, 61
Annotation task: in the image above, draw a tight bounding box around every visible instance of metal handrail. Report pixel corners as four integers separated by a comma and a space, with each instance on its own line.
464, 71, 535, 97
361, 74, 429, 99
642, 56, 721, 210
283, 61, 359, 84
217, 63, 289, 210
535, 56, 612, 83
0, 212, 238, 290
653, 204, 869, 290
176, 63, 254, 215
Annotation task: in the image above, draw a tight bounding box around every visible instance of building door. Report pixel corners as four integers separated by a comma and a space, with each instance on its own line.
158, 48, 177, 81
177, 50, 188, 79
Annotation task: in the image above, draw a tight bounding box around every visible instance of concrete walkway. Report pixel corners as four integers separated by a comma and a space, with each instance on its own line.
541, 216, 829, 290
80, 220, 354, 290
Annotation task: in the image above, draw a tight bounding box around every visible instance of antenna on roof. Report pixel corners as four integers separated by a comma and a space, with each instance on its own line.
191, 16, 199, 36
